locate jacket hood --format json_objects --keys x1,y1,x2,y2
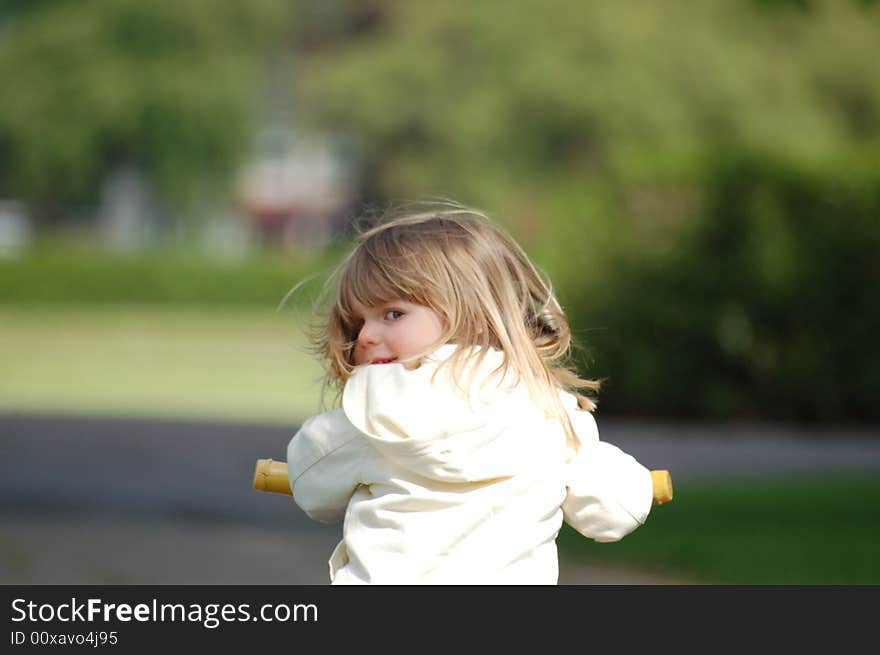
[{"x1": 341, "y1": 344, "x2": 564, "y2": 483}]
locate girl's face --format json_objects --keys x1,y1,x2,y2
[{"x1": 351, "y1": 299, "x2": 445, "y2": 366}]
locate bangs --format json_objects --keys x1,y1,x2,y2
[{"x1": 334, "y1": 239, "x2": 437, "y2": 335}]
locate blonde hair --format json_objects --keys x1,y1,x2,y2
[{"x1": 308, "y1": 202, "x2": 599, "y2": 447}]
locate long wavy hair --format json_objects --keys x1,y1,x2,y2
[{"x1": 307, "y1": 202, "x2": 600, "y2": 447}]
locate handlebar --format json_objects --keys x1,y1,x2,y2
[{"x1": 253, "y1": 459, "x2": 674, "y2": 505}]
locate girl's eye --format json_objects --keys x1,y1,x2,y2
[{"x1": 384, "y1": 310, "x2": 404, "y2": 321}]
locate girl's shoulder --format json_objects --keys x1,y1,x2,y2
[
  {"x1": 340, "y1": 344, "x2": 548, "y2": 445},
  {"x1": 288, "y1": 407, "x2": 364, "y2": 475},
  {"x1": 558, "y1": 389, "x2": 600, "y2": 446}
]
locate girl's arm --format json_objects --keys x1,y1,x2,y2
[
  {"x1": 562, "y1": 439, "x2": 655, "y2": 542},
  {"x1": 560, "y1": 405, "x2": 656, "y2": 542},
  {"x1": 285, "y1": 409, "x2": 366, "y2": 523}
]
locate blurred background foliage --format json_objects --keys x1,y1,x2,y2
[
  {"x1": 0, "y1": 0, "x2": 288, "y2": 218},
  {"x1": 1, "y1": 0, "x2": 878, "y2": 424}
]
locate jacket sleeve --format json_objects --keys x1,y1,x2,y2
[
  {"x1": 286, "y1": 408, "x2": 366, "y2": 524},
  {"x1": 561, "y1": 408, "x2": 654, "y2": 543}
]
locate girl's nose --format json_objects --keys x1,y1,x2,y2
[{"x1": 357, "y1": 321, "x2": 379, "y2": 345}]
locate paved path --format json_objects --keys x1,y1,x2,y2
[{"x1": 2, "y1": 413, "x2": 877, "y2": 585}]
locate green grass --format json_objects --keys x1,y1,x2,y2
[
  {"x1": 4, "y1": 305, "x2": 879, "y2": 584},
  {"x1": 558, "y1": 475, "x2": 880, "y2": 584},
  {"x1": 0, "y1": 304, "x2": 327, "y2": 424}
]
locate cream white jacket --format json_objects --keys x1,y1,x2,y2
[{"x1": 287, "y1": 345, "x2": 653, "y2": 585}]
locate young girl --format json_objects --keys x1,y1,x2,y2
[{"x1": 287, "y1": 204, "x2": 654, "y2": 584}]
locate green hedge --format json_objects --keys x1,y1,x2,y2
[
  {"x1": 573, "y1": 151, "x2": 880, "y2": 423},
  {"x1": 4, "y1": 149, "x2": 879, "y2": 426},
  {"x1": 0, "y1": 242, "x2": 341, "y2": 308}
]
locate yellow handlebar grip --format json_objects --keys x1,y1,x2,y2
[
  {"x1": 253, "y1": 459, "x2": 674, "y2": 506},
  {"x1": 253, "y1": 458, "x2": 292, "y2": 496},
  {"x1": 651, "y1": 469, "x2": 673, "y2": 505}
]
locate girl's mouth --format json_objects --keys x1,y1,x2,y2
[{"x1": 370, "y1": 358, "x2": 397, "y2": 365}]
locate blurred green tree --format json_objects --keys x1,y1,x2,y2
[
  {"x1": 293, "y1": 1, "x2": 880, "y2": 199},
  {"x1": 575, "y1": 150, "x2": 880, "y2": 423},
  {"x1": 0, "y1": 0, "x2": 293, "y2": 222},
  {"x1": 290, "y1": 1, "x2": 880, "y2": 314}
]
